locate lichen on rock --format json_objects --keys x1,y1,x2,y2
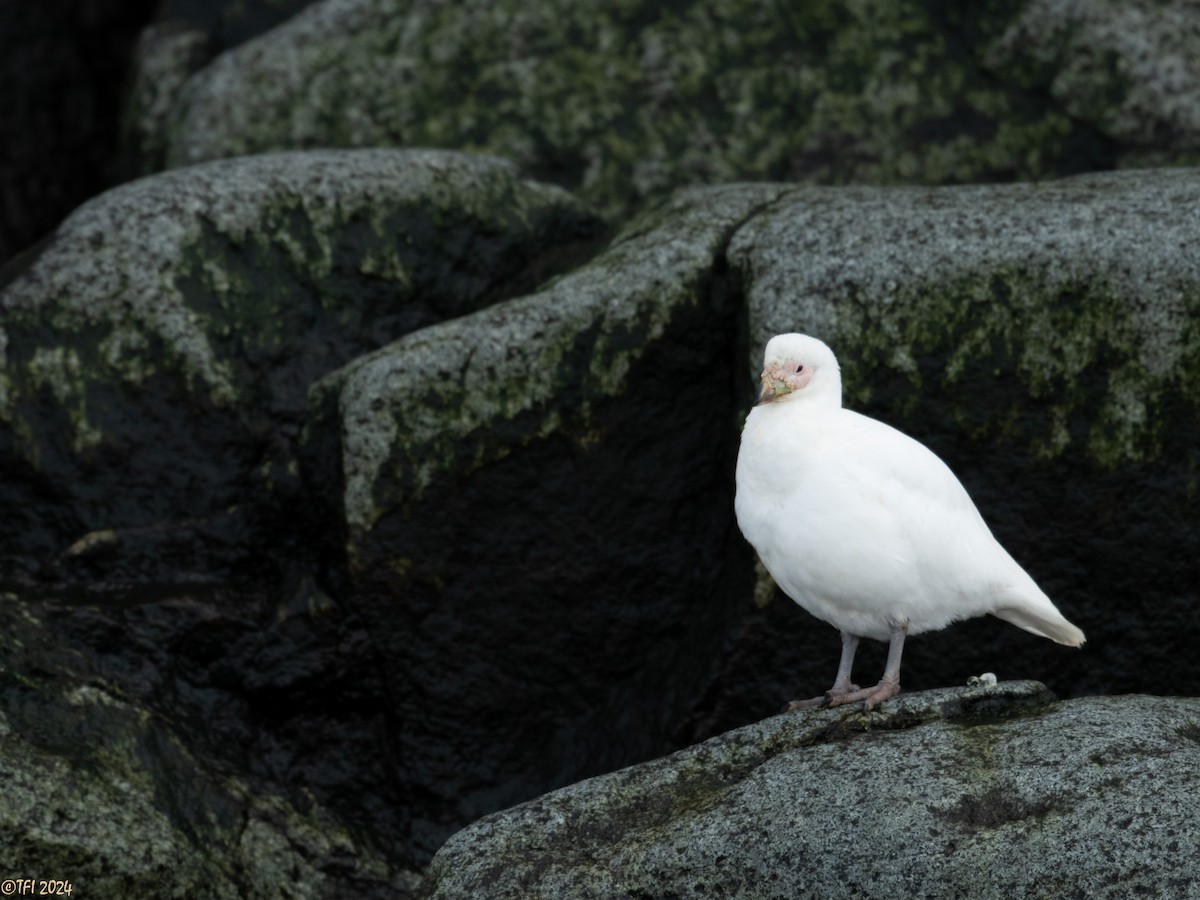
[
  {"x1": 730, "y1": 169, "x2": 1200, "y2": 469},
  {"x1": 419, "y1": 683, "x2": 1200, "y2": 899},
  {"x1": 0, "y1": 148, "x2": 603, "y2": 581},
  {"x1": 156, "y1": 0, "x2": 1200, "y2": 223}
]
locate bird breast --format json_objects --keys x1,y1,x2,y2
[{"x1": 735, "y1": 403, "x2": 1012, "y2": 640}]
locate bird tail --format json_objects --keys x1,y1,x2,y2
[{"x1": 991, "y1": 592, "x2": 1086, "y2": 647}]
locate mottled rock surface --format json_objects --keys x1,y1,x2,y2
[
  {"x1": 121, "y1": 22, "x2": 215, "y2": 177},
  {"x1": 420, "y1": 682, "x2": 1200, "y2": 899},
  {"x1": 158, "y1": 0, "x2": 1200, "y2": 220},
  {"x1": 0, "y1": 589, "x2": 417, "y2": 899},
  {"x1": 0, "y1": 148, "x2": 602, "y2": 586}
]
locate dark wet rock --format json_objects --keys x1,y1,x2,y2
[
  {"x1": 157, "y1": 0, "x2": 1200, "y2": 220},
  {"x1": 0, "y1": 0, "x2": 157, "y2": 265},
  {"x1": 0, "y1": 148, "x2": 603, "y2": 587},
  {"x1": 419, "y1": 682, "x2": 1200, "y2": 899},
  {"x1": 301, "y1": 184, "x2": 787, "y2": 860},
  {"x1": 0, "y1": 588, "x2": 418, "y2": 898}
]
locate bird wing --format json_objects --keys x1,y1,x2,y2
[
  {"x1": 830, "y1": 409, "x2": 984, "y2": 521},
  {"x1": 737, "y1": 398, "x2": 1084, "y2": 645},
  {"x1": 743, "y1": 405, "x2": 1028, "y2": 636}
]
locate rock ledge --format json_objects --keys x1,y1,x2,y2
[{"x1": 421, "y1": 682, "x2": 1200, "y2": 899}]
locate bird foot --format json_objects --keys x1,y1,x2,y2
[
  {"x1": 783, "y1": 682, "x2": 861, "y2": 712},
  {"x1": 784, "y1": 680, "x2": 899, "y2": 713},
  {"x1": 826, "y1": 679, "x2": 900, "y2": 711}
]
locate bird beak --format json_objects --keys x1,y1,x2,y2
[{"x1": 756, "y1": 371, "x2": 787, "y2": 405}]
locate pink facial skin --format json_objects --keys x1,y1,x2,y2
[{"x1": 758, "y1": 359, "x2": 814, "y2": 404}]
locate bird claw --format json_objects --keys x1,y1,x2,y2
[
  {"x1": 838, "y1": 680, "x2": 901, "y2": 711},
  {"x1": 783, "y1": 683, "x2": 863, "y2": 712},
  {"x1": 784, "y1": 681, "x2": 899, "y2": 713}
]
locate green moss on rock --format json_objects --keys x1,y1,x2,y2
[
  {"x1": 308, "y1": 182, "x2": 787, "y2": 533},
  {"x1": 0, "y1": 593, "x2": 412, "y2": 898},
  {"x1": 161, "y1": 0, "x2": 1200, "y2": 221},
  {"x1": 421, "y1": 682, "x2": 1200, "y2": 899},
  {"x1": 731, "y1": 169, "x2": 1200, "y2": 469},
  {"x1": 0, "y1": 149, "x2": 602, "y2": 569}
]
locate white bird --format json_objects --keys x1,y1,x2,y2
[{"x1": 734, "y1": 333, "x2": 1085, "y2": 712}]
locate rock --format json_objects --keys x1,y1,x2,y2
[
  {"x1": 300, "y1": 183, "x2": 786, "y2": 860},
  {"x1": 298, "y1": 168, "x2": 1200, "y2": 862},
  {"x1": 0, "y1": 590, "x2": 418, "y2": 899},
  {"x1": 120, "y1": 23, "x2": 215, "y2": 178},
  {"x1": 156, "y1": 0, "x2": 1200, "y2": 220},
  {"x1": 0, "y1": 148, "x2": 603, "y2": 586},
  {"x1": 120, "y1": 1, "x2": 332, "y2": 177},
  {"x1": 5, "y1": 148, "x2": 1199, "y2": 883},
  {"x1": 689, "y1": 168, "x2": 1200, "y2": 736},
  {"x1": 991, "y1": 0, "x2": 1200, "y2": 165},
  {"x1": 154, "y1": 0, "x2": 323, "y2": 54},
  {"x1": 419, "y1": 682, "x2": 1200, "y2": 898}
]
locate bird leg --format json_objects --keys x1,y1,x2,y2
[
  {"x1": 784, "y1": 632, "x2": 861, "y2": 711},
  {"x1": 822, "y1": 619, "x2": 908, "y2": 711},
  {"x1": 785, "y1": 622, "x2": 909, "y2": 713}
]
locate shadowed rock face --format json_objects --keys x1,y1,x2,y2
[
  {"x1": 1, "y1": 0, "x2": 333, "y2": 268},
  {"x1": 156, "y1": 0, "x2": 323, "y2": 53},
  {"x1": 0, "y1": 149, "x2": 607, "y2": 887},
  {"x1": 0, "y1": 587, "x2": 421, "y2": 898},
  {"x1": 302, "y1": 184, "x2": 784, "y2": 858},
  {"x1": 418, "y1": 682, "x2": 1200, "y2": 899}
]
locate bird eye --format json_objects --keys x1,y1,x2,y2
[{"x1": 795, "y1": 365, "x2": 804, "y2": 373}]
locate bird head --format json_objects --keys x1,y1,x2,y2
[{"x1": 756, "y1": 333, "x2": 842, "y2": 406}]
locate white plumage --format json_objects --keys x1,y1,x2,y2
[{"x1": 735, "y1": 333, "x2": 1084, "y2": 711}]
